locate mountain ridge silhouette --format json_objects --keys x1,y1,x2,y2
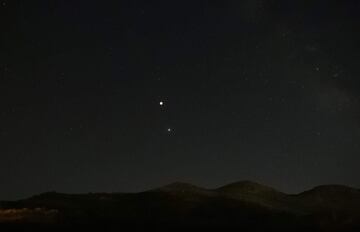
[{"x1": 1, "y1": 181, "x2": 360, "y2": 231}]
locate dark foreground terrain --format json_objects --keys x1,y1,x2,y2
[{"x1": 1, "y1": 181, "x2": 360, "y2": 231}]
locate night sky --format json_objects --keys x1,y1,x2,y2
[{"x1": 1, "y1": 0, "x2": 360, "y2": 200}]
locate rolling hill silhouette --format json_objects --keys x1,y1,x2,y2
[{"x1": 1, "y1": 181, "x2": 360, "y2": 231}]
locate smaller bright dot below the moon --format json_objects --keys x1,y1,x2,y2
[{"x1": 167, "y1": 128, "x2": 172, "y2": 132}]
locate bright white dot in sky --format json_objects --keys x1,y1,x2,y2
[
  {"x1": 167, "y1": 128, "x2": 172, "y2": 132},
  {"x1": 159, "y1": 101, "x2": 164, "y2": 106}
]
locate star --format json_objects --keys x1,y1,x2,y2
[
  {"x1": 159, "y1": 101, "x2": 164, "y2": 106},
  {"x1": 167, "y1": 128, "x2": 172, "y2": 132}
]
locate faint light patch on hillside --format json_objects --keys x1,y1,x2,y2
[{"x1": 0, "y1": 208, "x2": 59, "y2": 223}]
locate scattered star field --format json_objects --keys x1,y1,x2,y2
[{"x1": 1, "y1": 0, "x2": 360, "y2": 200}]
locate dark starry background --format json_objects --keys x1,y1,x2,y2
[{"x1": 1, "y1": 0, "x2": 360, "y2": 200}]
